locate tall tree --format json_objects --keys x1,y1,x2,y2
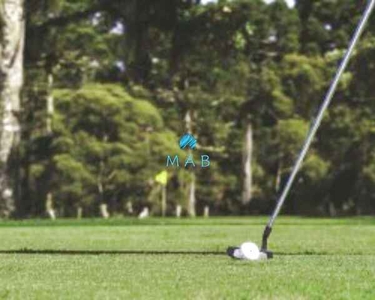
[{"x1": 0, "y1": 0, "x2": 25, "y2": 216}]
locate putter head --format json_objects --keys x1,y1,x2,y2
[
  {"x1": 226, "y1": 243, "x2": 273, "y2": 261},
  {"x1": 260, "y1": 249, "x2": 273, "y2": 259}
]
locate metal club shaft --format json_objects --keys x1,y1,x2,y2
[{"x1": 261, "y1": 0, "x2": 375, "y2": 251}]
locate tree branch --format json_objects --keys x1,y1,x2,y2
[
  {"x1": 32, "y1": 7, "x2": 100, "y2": 31},
  {"x1": 29, "y1": 1, "x2": 121, "y2": 32}
]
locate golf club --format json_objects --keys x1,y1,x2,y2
[{"x1": 228, "y1": 0, "x2": 375, "y2": 261}]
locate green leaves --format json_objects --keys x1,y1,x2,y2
[
  {"x1": 277, "y1": 118, "x2": 309, "y2": 162},
  {"x1": 20, "y1": 0, "x2": 375, "y2": 216},
  {"x1": 46, "y1": 84, "x2": 180, "y2": 211},
  {"x1": 303, "y1": 153, "x2": 330, "y2": 182}
]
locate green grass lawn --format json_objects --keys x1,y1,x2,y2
[{"x1": 0, "y1": 217, "x2": 375, "y2": 299}]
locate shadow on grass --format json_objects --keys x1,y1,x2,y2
[
  {"x1": 0, "y1": 249, "x2": 225, "y2": 256},
  {"x1": 0, "y1": 249, "x2": 368, "y2": 256}
]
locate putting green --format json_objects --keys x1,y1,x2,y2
[{"x1": 0, "y1": 217, "x2": 374, "y2": 299}]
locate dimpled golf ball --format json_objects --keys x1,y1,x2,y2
[{"x1": 240, "y1": 242, "x2": 260, "y2": 260}]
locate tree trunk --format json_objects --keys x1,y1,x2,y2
[
  {"x1": 188, "y1": 173, "x2": 196, "y2": 217},
  {"x1": 242, "y1": 122, "x2": 253, "y2": 205},
  {"x1": 203, "y1": 205, "x2": 209, "y2": 218},
  {"x1": 275, "y1": 160, "x2": 282, "y2": 192},
  {"x1": 175, "y1": 205, "x2": 182, "y2": 218},
  {"x1": 76, "y1": 206, "x2": 82, "y2": 219},
  {"x1": 45, "y1": 192, "x2": 56, "y2": 220},
  {"x1": 0, "y1": 0, "x2": 25, "y2": 217},
  {"x1": 185, "y1": 109, "x2": 196, "y2": 217},
  {"x1": 46, "y1": 71, "x2": 54, "y2": 134},
  {"x1": 45, "y1": 69, "x2": 54, "y2": 218}
]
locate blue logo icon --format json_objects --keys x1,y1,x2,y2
[
  {"x1": 164, "y1": 134, "x2": 210, "y2": 168},
  {"x1": 179, "y1": 134, "x2": 197, "y2": 150}
]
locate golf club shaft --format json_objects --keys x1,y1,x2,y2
[{"x1": 261, "y1": 0, "x2": 375, "y2": 250}]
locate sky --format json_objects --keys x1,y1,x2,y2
[{"x1": 201, "y1": 0, "x2": 295, "y2": 8}]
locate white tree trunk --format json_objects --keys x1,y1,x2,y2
[
  {"x1": 242, "y1": 123, "x2": 253, "y2": 204},
  {"x1": 76, "y1": 206, "x2": 83, "y2": 219},
  {"x1": 0, "y1": 0, "x2": 25, "y2": 216},
  {"x1": 46, "y1": 72, "x2": 54, "y2": 134},
  {"x1": 175, "y1": 205, "x2": 182, "y2": 218},
  {"x1": 275, "y1": 160, "x2": 282, "y2": 192},
  {"x1": 45, "y1": 193, "x2": 56, "y2": 220},
  {"x1": 203, "y1": 205, "x2": 209, "y2": 218},
  {"x1": 185, "y1": 110, "x2": 196, "y2": 217},
  {"x1": 188, "y1": 173, "x2": 196, "y2": 217},
  {"x1": 45, "y1": 71, "x2": 54, "y2": 217}
]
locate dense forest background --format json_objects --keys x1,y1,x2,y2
[{"x1": 1, "y1": 0, "x2": 375, "y2": 218}]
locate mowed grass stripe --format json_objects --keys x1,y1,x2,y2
[{"x1": 0, "y1": 217, "x2": 374, "y2": 299}]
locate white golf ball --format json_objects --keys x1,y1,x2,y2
[{"x1": 240, "y1": 242, "x2": 260, "y2": 260}]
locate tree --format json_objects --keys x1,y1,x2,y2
[
  {"x1": 296, "y1": 0, "x2": 367, "y2": 54},
  {"x1": 9, "y1": 0, "x2": 375, "y2": 217},
  {"x1": 37, "y1": 84, "x2": 182, "y2": 216},
  {"x1": 0, "y1": 0, "x2": 25, "y2": 216}
]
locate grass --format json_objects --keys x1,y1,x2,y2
[{"x1": 0, "y1": 217, "x2": 375, "y2": 299}]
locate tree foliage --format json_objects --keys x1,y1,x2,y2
[{"x1": 11, "y1": 0, "x2": 375, "y2": 217}]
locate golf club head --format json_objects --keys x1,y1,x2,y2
[
  {"x1": 260, "y1": 249, "x2": 273, "y2": 259},
  {"x1": 226, "y1": 242, "x2": 273, "y2": 261}
]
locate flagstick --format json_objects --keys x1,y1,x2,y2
[{"x1": 161, "y1": 184, "x2": 167, "y2": 217}]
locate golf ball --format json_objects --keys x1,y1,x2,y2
[{"x1": 240, "y1": 242, "x2": 260, "y2": 260}]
